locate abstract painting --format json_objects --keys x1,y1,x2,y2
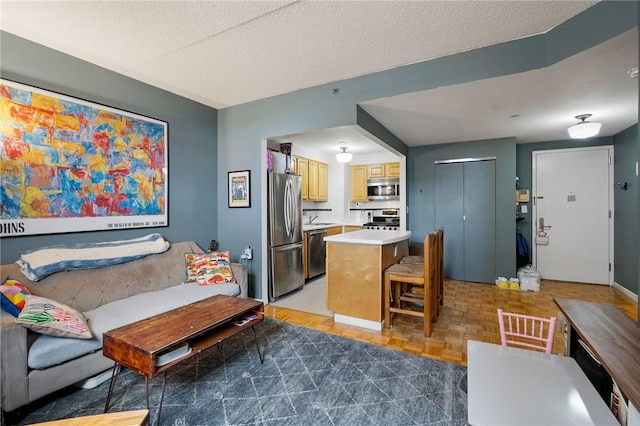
[{"x1": 0, "y1": 79, "x2": 168, "y2": 237}]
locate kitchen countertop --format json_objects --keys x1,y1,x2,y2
[
  {"x1": 302, "y1": 223, "x2": 343, "y2": 231},
  {"x1": 324, "y1": 229, "x2": 410, "y2": 245}
]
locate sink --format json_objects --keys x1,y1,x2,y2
[{"x1": 307, "y1": 222, "x2": 336, "y2": 226}]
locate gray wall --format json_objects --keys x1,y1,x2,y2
[
  {"x1": 614, "y1": 126, "x2": 639, "y2": 293},
  {"x1": 218, "y1": 1, "x2": 636, "y2": 299},
  {"x1": 0, "y1": 2, "x2": 636, "y2": 300},
  {"x1": 407, "y1": 138, "x2": 516, "y2": 280},
  {"x1": 0, "y1": 32, "x2": 218, "y2": 264}
]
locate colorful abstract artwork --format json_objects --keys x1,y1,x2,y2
[{"x1": 0, "y1": 80, "x2": 168, "y2": 237}]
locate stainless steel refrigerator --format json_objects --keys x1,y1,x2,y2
[{"x1": 268, "y1": 172, "x2": 304, "y2": 301}]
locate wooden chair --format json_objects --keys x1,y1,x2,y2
[
  {"x1": 497, "y1": 308, "x2": 557, "y2": 354},
  {"x1": 399, "y1": 227, "x2": 445, "y2": 316},
  {"x1": 384, "y1": 233, "x2": 437, "y2": 337},
  {"x1": 435, "y1": 227, "x2": 444, "y2": 314}
]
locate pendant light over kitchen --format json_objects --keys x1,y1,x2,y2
[
  {"x1": 567, "y1": 114, "x2": 601, "y2": 139},
  {"x1": 336, "y1": 143, "x2": 352, "y2": 163}
]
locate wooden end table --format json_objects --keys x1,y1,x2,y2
[{"x1": 102, "y1": 295, "x2": 264, "y2": 424}]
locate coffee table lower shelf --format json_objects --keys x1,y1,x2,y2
[{"x1": 102, "y1": 295, "x2": 264, "y2": 425}]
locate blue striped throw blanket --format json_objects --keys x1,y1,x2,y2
[{"x1": 16, "y1": 233, "x2": 170, "y2": 281}]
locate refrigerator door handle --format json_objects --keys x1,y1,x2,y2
[
  {"x1": 274, "y1": 242, "x2": 303, "y2": 252},
  {"x1": 284, "y1": 179, "x2": 292, "y2": 238}
]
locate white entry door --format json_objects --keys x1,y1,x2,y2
[{"x1": 532, "y1": 146, "x2": 613, "y2": 284}]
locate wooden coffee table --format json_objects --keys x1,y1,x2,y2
[{"x1": 102, "y1": 295, "x2": 264, "y2": 423}]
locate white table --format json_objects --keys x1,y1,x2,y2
[{"x1": 467, "y1": 340, "x2": 618, "y2": 426}]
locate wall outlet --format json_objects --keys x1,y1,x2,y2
[{"x1": 244, "y1": 246, "x2": 252, "y2": 260}]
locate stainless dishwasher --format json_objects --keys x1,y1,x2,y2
[{"x1": 307, "y1": 229, "x2": 327, "y2": 279}]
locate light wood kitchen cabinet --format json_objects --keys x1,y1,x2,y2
[
  {"x1": 326, "y1": 238, "x2": 408, "y2": 323},
  {"x1": 350, "y1": 165, "x2": 368, "y2": 202},
  {"x1": 297, "y1": 157, "x2": 309, "y2": 200},
  {"x1": 318, "y1": 162, "x2": 328, "y2": 201},
  {"x1": 367, "y1": 163, "x2": 386, "y2": 178},
  {"x1": 368, "y1": 162, "x2": 400, "y2": 179},
  {"x1": 385, "y1": 162, "x2": 400, "y2": 177},
  {"x1": 344, "y1": 226, "x2": 362, "y2": 233},
  {"x1": 308, "y1": 160, "x2": 319, "y2": 200},
  {"x1": 289, "y1": 156, "x2": 297, "y2": 174},
  {"x1": 295, "y1": 156, "x2": 327, "y2": 202},
  {"x1": 325, "y1": 226, "x2": 342, "y2": 236}
]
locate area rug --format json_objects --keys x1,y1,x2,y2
[{"x1": 17, "y1": 319, "x2": 468, "y2": 426}]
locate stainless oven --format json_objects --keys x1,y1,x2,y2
[
  {"x1": 363, "y1": 209, "x2": 400, "y2": 230},
  {"x1": 367, "y1": 178, "x2": 399, "y2": 201}
]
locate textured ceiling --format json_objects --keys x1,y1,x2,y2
[
  {"x1": 2, "y1": 1, "x2": 635, "y2": 155},
  {"x1": 0, "y1": 0, "x2": 596, "y2": 109}
]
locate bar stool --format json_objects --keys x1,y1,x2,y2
[
  {"x1": 399, "y1": 227, "x2": 444, "y2": 316},
  {"x1": 384, "y1": 232, "x2": 437, "y2": 337},
  {"x1": 435, "y1": 227, "x2": 444, "y2": 315}
]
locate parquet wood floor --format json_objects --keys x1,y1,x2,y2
[{"x1": 264, "y1": 279, "x2": 638, "y2": 366}]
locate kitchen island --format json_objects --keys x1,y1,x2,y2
[{"x1": 324, "y1": 229, "x2": 410, "y2": 330}]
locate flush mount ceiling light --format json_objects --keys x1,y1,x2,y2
[
  {"x1": 567, "y1": 114, "x2": 601, "y2": 139},
  {"x1": 336, "y1": 144, "x2": 352, "y2": 163}
]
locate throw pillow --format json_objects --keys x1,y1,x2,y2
[
  {"x1": 16, "y1": 296, "x2": 93, "y2": 339},
  {"x1": 185, "y1": 251, "x2": 236, "y2": 285},
  {"x1": 0, "y1": 277, "x2": 31, "y2": 317}
]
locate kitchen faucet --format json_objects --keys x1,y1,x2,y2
[{"x1": 308, "y1": 215, "x2": 319, "y2": 224}]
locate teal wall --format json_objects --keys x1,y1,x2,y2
[
  {"x1": 0, "y1": 2, "x2": 636, "y2": 300},
  {"x1": 0, "y1": 32, "x2": 219, "y2": 264},
  {"x1": 613, "y1": 126, "x2": 639, "y2": 293},
  {"x1": 407, "y1": 138, "x2": 516, "y2": 279},
  {"x1": 218, "y1": 2, "x2": 637, "y2": 298}
]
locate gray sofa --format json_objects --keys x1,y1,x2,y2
[{"x1": 0, "y1": 241, "x2": 247, "y2": 417}]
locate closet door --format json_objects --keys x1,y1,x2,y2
[
  {"x1": 435, "y1": 159, "x2": 495, "y2": 283},
  {"x1": 463, "y1": 160, "x2": 495, "y2": 283},
  {"x1": 435, "y1": 163, "x2": 464, "y2": 280}
]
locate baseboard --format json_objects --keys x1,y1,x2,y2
[
  {"x1": 612, "y1": 281, "x2": 638, "y2": 302},
  {"x1": 333, "y1": 314, "x2": 382, "y2": 331}
]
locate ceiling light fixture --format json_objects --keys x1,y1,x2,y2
[
  {"x1": 567, "y1": 114, "x2": 601, "y2": 139},
  {"x1": 336, "y1": 145, "x2": 352, "y2": 163}
]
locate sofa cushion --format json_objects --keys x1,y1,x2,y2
[
  {"x1": 28, "y1": 281, "x2": 240, "y2": 369},
  {"x1": 0, "y1": 277, "x2": 30, "y2": 317},
  {"x1": 16, "y1": 296, "x2": 93, "y2": 339},
  {"x1": 184, "y1": 251, "x2": 236, "y2": 285}
]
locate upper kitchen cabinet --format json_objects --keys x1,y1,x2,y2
[
  {"x1": 295, "y1": 155, "x2": 328, "y2": 202},
  {"x1": 350, "y1": 165, "x2": 368, "y2": 202},
  {"x1": 318, "y1": 162, "x2": 328, "y2": 201},
  {"x1": 297, "y1": 157, "x2": 309, "y2": 200},
  {"x1": 368, "y1": 162, "x2": 400, "y2": 178},
  {"x1": 308, "y1": 160, "x2": 319, "y2": 200}
]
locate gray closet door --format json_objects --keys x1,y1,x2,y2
[
  {"x1": 435, "y1": 163, "x2": 464, "y2": 280},
  {"x1": 435, "y1": 160, "x2": 495, "y2": 283},
  {"x1": 463, "y1": 160, "x2": 495, "y2": 283}
]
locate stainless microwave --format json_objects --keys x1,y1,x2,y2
[{"x1": 367, "y1": 178, "x2": 400, "y2": 200}]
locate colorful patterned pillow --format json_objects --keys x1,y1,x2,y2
[
  {"x1": 1, "y1": 277, "x2": 31, "y2": 317},
  {"x1": 185, "y1": 251, "x2": 236, "y2": 285},
  {"x1": 16, "y1": 296, "x2": 93, "y2": 339}
]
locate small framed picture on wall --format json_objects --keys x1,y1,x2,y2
[{"x1": 228, "y1": 170, "x2": 251, "y2": 208}]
